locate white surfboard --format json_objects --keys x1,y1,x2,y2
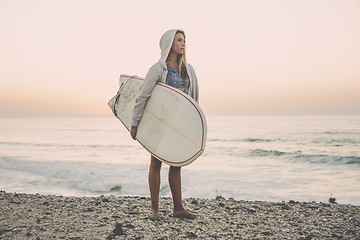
[{"x1": 109, "y1": 74, "x2": 207, "y2": 167}]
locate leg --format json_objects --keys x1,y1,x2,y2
[
  {"x1": 148, "y1": 156, "x2": 162, "y2": 220},
  {"x1": 168, "y1": 166, "x2": 196, "y2": 219}
]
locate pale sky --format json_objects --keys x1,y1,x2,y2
[{"x1": 1, "y1": 0, "x2": 359, "y2": 116}]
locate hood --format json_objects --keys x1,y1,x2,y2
[{"x1": 159, "y1": 29, "x2": 186, "y2": 68}]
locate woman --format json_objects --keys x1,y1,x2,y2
[{"x1": 130, "y1": 29, "x2": 199, "y2": 220}]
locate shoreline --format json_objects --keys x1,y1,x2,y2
[{"x1": 1, "y1": 191, "x2": 359, "y2": 239}]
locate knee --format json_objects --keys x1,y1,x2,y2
[
  {"x1": 170, "y1": 166, "x2": 181, "y2": 172},
  {"x1": 151, "y1": 156, "x2": 162, "y2": 169}
]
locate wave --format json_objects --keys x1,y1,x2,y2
[
  {"x1": 311, "y1": 138, "x2": 359, "y2": 145},
  {"x1": 207, "y1": 136, "x2": 359, "y2": 145},
  {"x1": 251, "y1": 149, "x2": 288, "y2": 157},
  {"x1": 244, "y1": 138, "x2": 274, "y2": 142},
  {"x1": 208, "y1": 138, "x2": 275, "y2": 143},
  {"x1": 250, "y1": 149, "x2": 360, "y2": 165},
  {"x1": 0, "y1": 141, "x2": 132, "y2": 149},
  {"x1": 0, "y1": 156, "x2": 148, "y2": 196},
  {"x1": 321, "y1": 131, "x2": 360, "y2": 136}
]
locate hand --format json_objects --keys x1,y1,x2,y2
[{"x1": 130, "y1": 126, "x2": 137, "y2": 140}]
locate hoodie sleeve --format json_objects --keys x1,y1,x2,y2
[
  {"x1": 187, "y1": 63, "x2": 199, "y2": 103},
  {"x1": 131, "y1": 63, "x2": 161, "y2": 127}
]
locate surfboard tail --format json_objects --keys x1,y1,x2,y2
[{"x1": 108, "y1": 91, "x2": 120, "y2": 117}]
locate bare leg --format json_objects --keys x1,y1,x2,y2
[
  {"x1": 148, "y1": 156, "x2": 162, "y2": 220},
  {"x1": 169, "y1": 166, "x2": 196, "y2": 219}
]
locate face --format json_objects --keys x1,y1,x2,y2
[{"x1": 171, "y1": 33, "x2": 185, "y2": 55}]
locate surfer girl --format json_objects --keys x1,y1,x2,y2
[{"x1": 130, "y1": 29, "x2": 199, "y2": 220}]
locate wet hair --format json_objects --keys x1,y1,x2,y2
[{"x1": 175, "y1": 30, "x2": 189, "y2": 83}]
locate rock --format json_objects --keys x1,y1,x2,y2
[
  {"x1": 191, "y1": 199, "x2": 199, "y2": 204},
  {"x1": 85, "y1": 207, "x2": 94, "y2": 212},
  {"x1": 112, "y1": 223, "x2": 126, "y2": 236},
  {"x1": 124, "y1": 224, "x2": 135, "y2": 229},
  {"x1": 187, "y1": 232, "x2": 197, "y2": 238},
  {"x1": 218, "y1": 202, "x2": 225, "y2": 207},
  {"x1": 329, "y1": 197, "x2": 337, "y2": 204},
  {"x1": 304, "y1": 234, "x2": 314, "y2": 240}
]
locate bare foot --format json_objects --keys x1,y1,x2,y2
[
  {"x1": 149, "y1": 209, "x2": 162, "y2": 221},
  {"x1": 173, "y1": 209, "x2": 196, "y2": 219}
]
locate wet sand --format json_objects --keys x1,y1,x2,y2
[{"x1": 1, "y1": 191, "x2": 359, "y2": 239}]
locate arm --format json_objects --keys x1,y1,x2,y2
[
  {"x1": 187, "y1": 63, "x2": 199, "y2": 103},
  {"x1": 131, "y1": 64, "x2": 161, "y2": 139}
]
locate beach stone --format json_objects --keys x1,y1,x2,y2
[
  {"x1": 187, "y1": 231, "x2": 197, "y2": 238},
  {"x1": 124, "y1": 223, "x2": 136, "y2": 229},
  {"x1": 112, "y1": 222, "x2": 126, "y2": 236}
]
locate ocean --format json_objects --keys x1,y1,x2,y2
[{"x1": 1, "y1": 116, "x2": 359, "y2": 205}]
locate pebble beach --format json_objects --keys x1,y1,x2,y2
[{"x1": 1, "y1": 191, "x2": 359, "y2": 239}]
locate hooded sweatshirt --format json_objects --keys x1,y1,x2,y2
[{"x1": 131, "y1": 29, "x2": 199, "y2": 127}]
